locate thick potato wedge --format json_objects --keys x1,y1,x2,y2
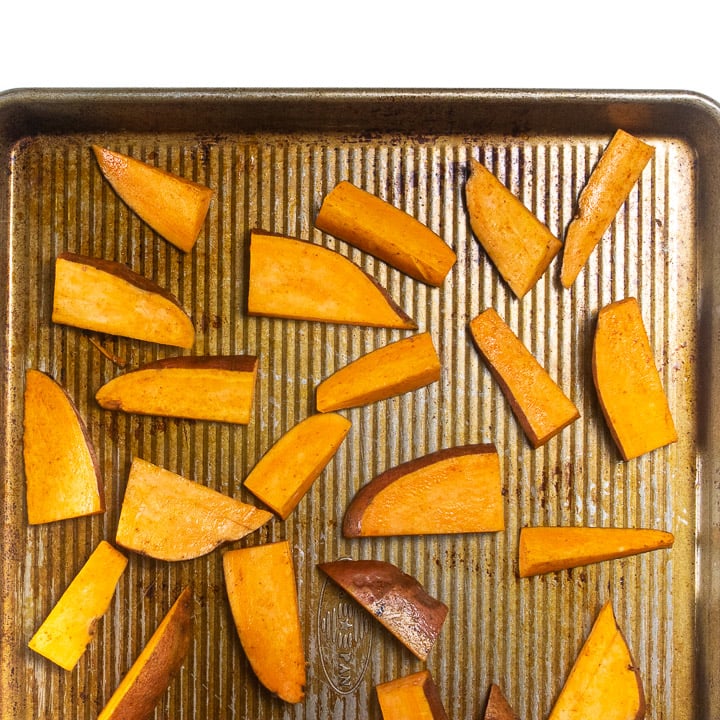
[{"x1": 376, "y1": 670, "x2": 449, "y2": 720}]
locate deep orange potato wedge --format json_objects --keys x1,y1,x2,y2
[
  {"x1": 484, "y1": 684, "x2": 520, "y2": 720},
  {"x1": 469, "y1": 308, "x2": 579, "y2": 447},
  {"x1": 116, "y1": 457, "x2": 272, "y2": 561},
  {"x1": 561, "y1": 130, "x2": 654, "y2": 288},
  {"x1": 28, "y1": 541, "x2": 127, "y2": 671},
  {"x1": 93, "y1": 145, "x2": 213, "y2": 253},
  {"x1": 548, "y1": 601, "x2": 645, "y2": 720},
  {"x1": 376, "y1": 670, "x2": 449, "y2": 720},
  {"x1": 247, "y1": 230, "x2": 416, "y2": 329},
  {"x1": 98, "y1": 586, "x2": 193, "y2": 720},
  {"x1": 223, "y1": 541, "x2": 306, "y2": 704},
  {"x1": 318, "y1": 558, "x2": 448, "y2": 661},
  {"x1": 244, "y1": 413, "x2": 351, "y2": 519},
  {"x1": 465, "y1": 157, "x2": 561, "y2": 298},
  {"x1": 316, "y1": 331, "x2": 441, "y2": 412},
  {"x1": 23, "y1": 369, "x2": 104, "y2": 524},
  {"x1": 315, "y1": 180, "x2": 456, "y2": 286},
  {"x1": 52, "y1": 253, "x2": 194, "y2": 348},
  {"x1": 518, "y1": 526, "x2": 675, "y2": 577},
  {"x1": 592, "y1": 297, "x2": 677, "y2": 460},
  {"x1": 343, "y1": 444, "x2": 504, "y2": 537},
  {"x1": 96, "y1": 355, "x2": 258, "y2": 424}
]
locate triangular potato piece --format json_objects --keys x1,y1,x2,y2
[
  {"x1": 592, "y1": 297, "x2": 676, "y2": 460},
  {"x1": 116, "y1": 458, "x2": 272, "y2": 561},
  {"x1": 316, "y1": 331, "x2": 441, "y2": 412},
  {"x1": 518, "y1": 527, "x2": 674, "y2": 577},
  {"x1": 96, "y1": 355, "x2": 258, "y2": 424},
  {"x1": 469, "y1": 308, "x2": 579, "y2": 447},
  {"x1": 315, "y1": 180, "x2": 456, "y2": 286},
  {"x1": 318, "y1": 558, "x2": 448, "y2": 661},
  {"x1": 465, "y1": 157, "x2": 561, "y2": 298},
  {"x1": 93, "y1": 145, "x2": 213, "y2": 253},
  {"x1": 548, "y1": 601, "x2": 645, "y2": 720},
  {"x1": 223, "y1": 541, "x2": 306, "y2": 704},
  {"x1": 98, "y1": 586, "x2": 193, "y2": 720},
  {"x1": 561, "y1": 130, "x2": 654, "y2": 288},
  {"x1": 29, "y1": 541, "x2": 127, "y2": 670},
  {"x1": 343, "y1": 444, "x2": 504, "y2": 537},
  {"x1": 484, "y1": 684, "x2": 520, "y2": 720},
  {"x1": 23, "y1": 369, "x2": 104, "y2": 524},
  {"x1": 244, "y1": 413, "x2": 351, "y2": 519},
  {"x1": 247, "y1": 230, "x2": 416, "y2": 329},
  {"x1": 376, "y1": 670, "x2": 449, "y2": 720},
  {"x1": 53, "y1": 253, "x2": 194, "y2": 348}
]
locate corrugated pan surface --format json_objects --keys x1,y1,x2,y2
[{"x1": 0, "y1": 89, "x2": 717, "y2": 719}]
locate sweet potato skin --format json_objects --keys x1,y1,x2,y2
[{"x1": 484, "y1": 684, "x2": 519, "y2": 720}]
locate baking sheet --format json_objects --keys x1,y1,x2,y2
[{"x1": 0, "y1": 88, "x2": 716, "y2": 719}]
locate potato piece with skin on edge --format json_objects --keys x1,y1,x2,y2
[
  {"x1": 484, "y1": 684, "x2": 520, "y2": 720},
  {"x1": 98, "y1": 585, "x2": 193, "y2": 720},
  {"x1": 93, "y1": 145, "x2": 213, "y2": 253},
  {"x1": 244, "y1": 412, "x2": 351, "y2": 519},
  {"x1": 315, "y1": 180, "x2": 457, "y2": 286},
  {"x1": 316, "y1": 331, "x2": 441, "y2": 413},
  {"x1": 376, "y1": 670, "x2": 449, "y2": 720},
  {"x1": 223, "y1": 541, "x2": 306, "y2": 704}
]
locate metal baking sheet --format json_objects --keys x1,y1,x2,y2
[{"x1": 0, "y1": 88, "x2": 716, "y2": 719}]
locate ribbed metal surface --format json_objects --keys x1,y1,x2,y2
[{"x1": 3, "y1": 116, "x2": 696, "y2": 720}]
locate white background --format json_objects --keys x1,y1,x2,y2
[{"x1": 1, "y1": 0, "x2": 718, "y2": 105}]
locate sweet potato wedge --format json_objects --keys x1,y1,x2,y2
[
  {"x1": 52, "y1": 252, "x2": 194, "y2": 348},
  {"x1": 244, "y1": 413, "x2": 351, "y2": 519},
  {"x1": 484, "y1": 684, "x2": 520, "y2": 720},
  {"x1": 93, "y1": 145, "x2": 213, "y2": 253},
  {"x1": 592, "y1": 297, "x2": 677, "y2": 460},
  {"x1": 560, "y1": 130, "x2": 654, "y2": 288},
  {"x1": 95, "y1": 355, "x2": 258, "y2": 424},
  {"x1": 318, "y1": 559, "x2": 448, "y2": 661},
  {"x1": 469, "y1": 308, "x2": 579, "y2": 447},
  {"x1": 116, "y1": 458, "x2": 272, "y2": 561},
  {"x1": 343, "y1": 444, "x2": 504, "y2": 537},
  {"x1": 465, "y1": 157, "x2": 561, "y2": 298},
  {"x1": 98, "y1": 586, "x2": 193, "y2": 720},
  {"x1": 247, "y1": 230, "x2": 416, "y2": 329},
  {"x1": 23, "y1": 369, "x2": 105, "y2": 524},
  {"x1": 548, "y1": 601, "x2": 645, "y2": 720},
  {"x1": 223, "y1": 541, "x2": 306, "y2": 704},
  {"x1": 518, "y1": 526, "x2": 675, "y2": 578},
  {"x1": 28, "y1": 541, "x2": 127, "y2": 671},
  {"x1": 316, "y1": 332, "x2": 441, "y2": 412},
  {"x1": 315, "y1": 180, "x2": 456, "y2": 286},
  {"x1": 376, "y1": 670, "x2": 449, "y2": 720}
]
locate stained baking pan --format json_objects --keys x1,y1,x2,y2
[{"x1": 0, "y1": 88, "x2": 717, "y2": 719}]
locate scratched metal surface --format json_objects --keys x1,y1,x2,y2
[{"x1": 0, "y1": 89, "x2": 716, "y2": 719}]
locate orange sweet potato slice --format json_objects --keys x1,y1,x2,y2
[
  {"x1": 592, "y1": 297, "x2": 677, "y2": 460},
  {"x1": 343, "y1": 444, "x2": 504, "y2": 537},
  {"x1": 484, "y1": 684, "x2": 520, "y2": 720},
  {"x1": 316, "y1": 331, "x2": 441, "y2": 412},
  {"x1": 547, "y1": 601, "x2": 645, "y2": 720},
  {"x1": 98, "y1": 586, "x2": 193, "y2": 720},
  {"x1": 247, "y1": 230, "x2": 416, "y2": 329},
  {"x1": 93, "y1": 145, "x2": 213, "y2": 253},
  {"x1": 116, "y1": 457, "x2": 272, "y2": 561},
  {"x1": 23, "y1": 369, "x2": 105, "y2": 525},
  {"x1": 223, "y1": 540, "x2": 306, "y2": 704},
  {"x1": 96, "y1": 355, "x2": 258, "y2": 424},
  {"x1": 52, "y1": 252, "x2": 194, "y2": 348},
  {"x1": 518, "y1": 526, "x2": 675, "y2": 578},
  {"x1": 318, "y1": 558, "x2": 448, "y2": 661},
  {"x1": 315, "y1": 180, "x2": 456, "y2": 286},
  {"x1": 469, "y1": 308, "x2": 579, "y2": 447},
  {"x1": 28, "y1": 541, "x2": 127, "y2": 671},
  {"x1": 376, "y1": 670, "x2": 449, "y2": 720},
  {"x1": 560, "y1": 130, "x2": 654, "y2": 288},
  {"x1": 244, "y1": 413, "x2": 351, "y2": 519},
  {"x1": 465, "y1": 157, "x2": 561, "y2": 298}
]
